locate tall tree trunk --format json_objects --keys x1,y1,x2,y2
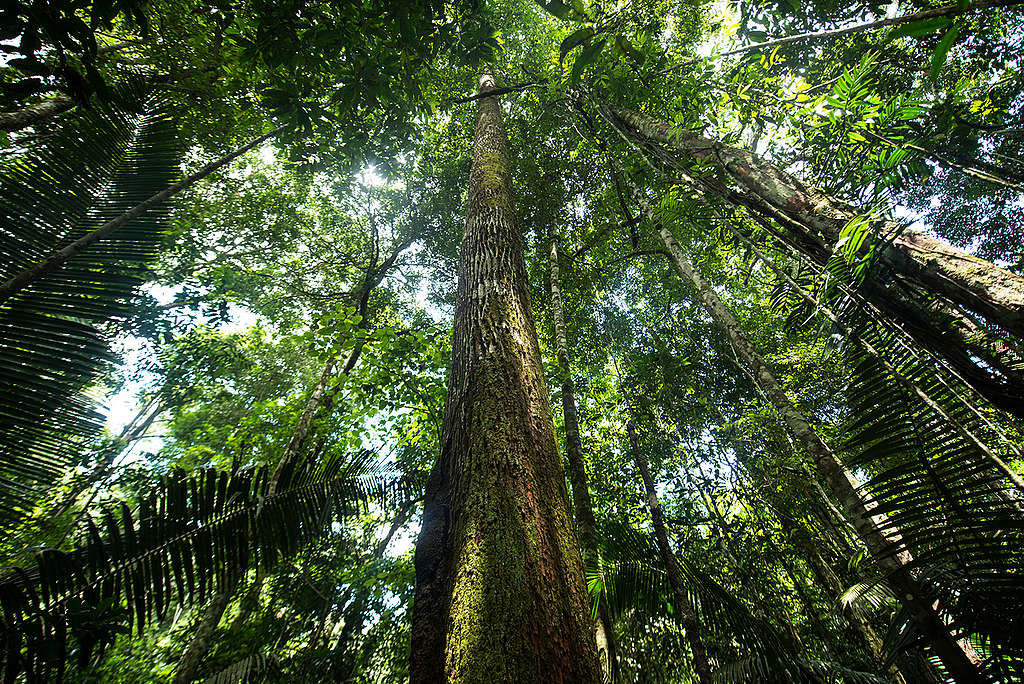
[
  {"x1": 639, "y1": 196, "x2": 985, "y2": 682},
  {"x1": 0, "y1": 125, "x2": 286, "y2": 306},
  {"x1": 171, "y1": 587, "x2": 234, "y2": 684},
  {"x1": 550, "y1": 238, "x2": 618, "y2": 682},
  {"x1": 625, "y1": 419, "x2": 714, "y2": 684},
  {"x1": 600, "y1": 104, "x2": 1024, "y2": 416},
  {"x1": 409, "y1": 74, "x2": 601, "y2": 684}
]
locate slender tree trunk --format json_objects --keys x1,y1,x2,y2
[
  {"x1": 0, "y1": 94, "x2": 75, "y2": 132},
  {"x1": 0, "y1": 126, "x2": 286, "y2": 306},
  {"x1": 172, "y1": 587, "x2": 234, "y2": 684},
  {"x1": 550, "y1": 238, "x2": 618, "y2": 682},
  {"x1": 624, "y1": 419, "x2": 714, "y2": 683},
  {"x1": 227, "y1": 570, "x2": 264, "y2": 633},
  {"x1": 728, "y1": 226, "x2": 1024, "y2": 492},
  {"x1": 265, "y1": 357, "x2": 337, "y2": 494},
  {"x1": 409, "y1": 74, "x2": 601, "y2": 684},
  {"x1": 171, "y1": 240, "x2": 405, "y2": 682},
  {"x1": 783, "y1": 516, "x2": 912, "y2": 684},
  {"x1": 641, "y1": 200, "x2": 985, "y2": 682}
]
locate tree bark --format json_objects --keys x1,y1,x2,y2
[
  {"x1": 630, "y1": 184, "x2": 985, "y2": 682},
  {"x1": 625, "y1": 419, "x2": 714, "y2": 684},
  {"x1": 607, "y1": 106, "x2": 1024, "y2": 340},
  {"x1": 782, "y1": 516, "x2": 912, "y2": 684},
  {"x1": 0, "y1": 94, "x2": 75, "y2": 132},
  {"x1": 729, "y1": 225, "x2": 1024, "y2": 492},
  {"x1": 171, "y1": 586, "x2": 234, "y2": 684},
  {"x1": 550, "y1": 238, "x2": 618, "y2": 682},
  {"x1": 0, "y1": 126, "x2": 286, "y2": 307},
  {"x1": 409, "y1": 74, "x2": 601, "y2": 684}
]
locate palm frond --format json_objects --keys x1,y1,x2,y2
[
  {"x1": 0, "y1": 448, "x2": 406, "y2": 681},
  {"x1": 0, "y1": 79, "x2": 181, "y2": 523},
  {"x1": 200, "y1": 653, "x2": 279, "y2": 684},
  {"x1": 591, "y1": 520, "x2": 800, "y2": 677}
]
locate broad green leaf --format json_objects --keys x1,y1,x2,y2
[
  {"x1": 535, "y1": 0, "x2": 573, "y2": 19},
  {"x1": 570, "y1": 38, "x2": 605, "y2": 82},
  {"x1": 560, "y1": 27, "x2": 595, "y2": 63},
  {"x1": 888, "y1": 16, "x2": 951, "y2": 41},
  {"x1": 614, "y1": 35, "x2": 644, "y2": 64},
  {"x1": 930, "y1": 25, "x2": 960, "y2": 82}
]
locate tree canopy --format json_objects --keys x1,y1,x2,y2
[{"x1": 1, "y1": 0, "x2": 1023, "y2": 681}]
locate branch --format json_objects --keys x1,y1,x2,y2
[
  {"x1": 656, "y1": 0, "x2": 1024, "y2": 75},
  {"x1": 446, "y1": 82, "x2": 542, "y2": 105}
]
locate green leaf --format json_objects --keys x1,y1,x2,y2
[
  {"x1": 888, "y1": 16, "x2": 951, "y2": 41},
  {"x1": 560, "y1": 27, "x2": 595, "y2": 63},
  {"x1": 930, "y1": 25, "x2": 960, "y2": 82},
  {"x1": 614, "y1": 35, "x2": 643, "y2": 64},
  {"x1": 536, "y1": 0, "x2": 573, "y2": 19},
  {"x1": 569, "y1": 38, "x2": 605, "y2": 82}
]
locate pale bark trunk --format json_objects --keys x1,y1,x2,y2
[
  {"x1": 0, "y1": 126, "x2": 285, "y2": 306},
  {"x1": 410, "y1": 74, "x2": 600, "y2": 683},
  {"x1": 729, "y1": 226, "x2": 1024, "y2": 492},
  {"x1": 550, "y1": 238, "x2": 618, "y2": 682},
  {"x1": 0, "y1": 94, "x2": 75, "y2": 132},
  {"x1": 630, "y1": 183, "x2": 984, "y2": 681},
  {"x1": 601, "y1": 104, "x2": 1024, "y2": 416},
  {"x1": 227, "y1": 570, "x2": 263, "y2": 633},
  {"x1": 786, "y1": 517, "x2": 912, "y2": 684},
  {"x1": 626, "y1": 420, "x2": 714, "y2": 684}
]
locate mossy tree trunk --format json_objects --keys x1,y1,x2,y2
[
  {"x1": 549, "y1": 237, "x2": 618, "y2": 682},
  {"x1": 410, "y1": 74, "x2": 601, "y2": 684},
  {"x1": 639, "y1": 193, "x2": 985, "y2": 682},
  {"x1": 171, "y1": 586, "x2": 234, "y2": 684}
]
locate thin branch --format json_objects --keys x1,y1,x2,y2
[
  {"x1": 656, "y1": 0, "x2": 1024, "y2": 75},
  {"x1": 446, "y1": 82, "x2": 542, "y2": 105}
]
